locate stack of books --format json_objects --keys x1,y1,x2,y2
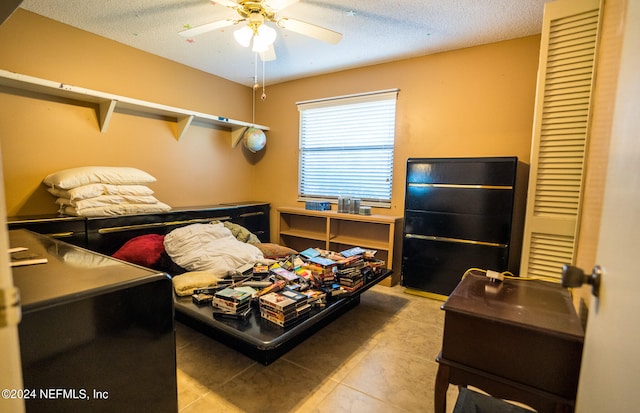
[
  {"x1": 336, "y1": 255, "x2": 368, "y2": 293},
  {"x1": 252, "y1": 263, "x2": 270, "y2": 279},
  {"x1": 259, "y1": 289, "x2": 311, "y2": 327},
  {"x1": 307, "y1": 256, "x2": 338, "y2": 288},
  {"x1": 271, "y1": 266, "x2": 299, "y2": 283},
  {"x1": 300, "y1": 288, "x2": 327, "y2": 308},
  {"x1": 336, "y1": 269, "x2": 365, "y2": 293},
  {"x1": 212, "y1": 287, "x2": 252, "y2": 319}
]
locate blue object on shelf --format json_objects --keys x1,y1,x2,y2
[{"x1": 305, "y1": 201, "x2": 330, "y2": 211}]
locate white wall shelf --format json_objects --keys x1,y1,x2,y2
[{"x1": 0, "y1": 69, "x2": 268, "y2": 143}]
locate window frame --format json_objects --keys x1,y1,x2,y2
[{"x1": 296, "y1": 89, "x2": 399, "y2": 208}]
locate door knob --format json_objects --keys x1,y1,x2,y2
[{"x1": 561, "y1": 264, "x2": 602, "y2": 297}]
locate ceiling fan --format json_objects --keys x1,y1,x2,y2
[{"x1": 179, "y1": 0, "x2": 343, "y2": 61}]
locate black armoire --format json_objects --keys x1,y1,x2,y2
[{"x1": 401, "y1": 157, "x2": 528, "y2": 297}]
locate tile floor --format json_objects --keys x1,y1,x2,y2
[{"x1": 175, "y1": 284, "x2": 459, "y2": 413}]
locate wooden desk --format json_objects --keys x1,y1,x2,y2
[{"x1": 435, "y1": 273, "x2": 584, "y2": 413}]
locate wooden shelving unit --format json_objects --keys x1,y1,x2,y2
[
  {"x1": 0, "y1": 69, "x2": 269, "y2": 143},
  {"x1": 277, "y1": 207, "x2": 403, "y2": 286}
]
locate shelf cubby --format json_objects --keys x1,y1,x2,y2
[{"x1": 277, "y1": 207, "x2": 403, "y2": 286}]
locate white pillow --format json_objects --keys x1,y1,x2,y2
[
  {"x1": 61, "y1": 202, "x2": 172, "y2": 217},
  {"x1": 43, "y1": 166, "x2": 156, "y2": 189},
  {"x1": 47, "y1": 183, "x2": 154, "y2": 201},
  {"x1": 56, "y1": 195, "x2": 161, "y2": 209}
]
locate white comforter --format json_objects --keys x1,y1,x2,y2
[{"x1": 163, "y1": 222, "x2": 263, "y2": 276}]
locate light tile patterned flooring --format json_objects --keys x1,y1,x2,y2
[{"x1": 176, "y1": 284, "x2": 459, "y2": 413}]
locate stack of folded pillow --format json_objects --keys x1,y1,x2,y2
[{"x1": 43, "y1": 166, "x2": 171, "y2": 216}]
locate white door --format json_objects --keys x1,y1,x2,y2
[
  {"x1": 0, "y1": 149, "x2": 25, "y2": 412},
  {"x1": 575, "y1": 0, "x2": 640, "y2": 411}
]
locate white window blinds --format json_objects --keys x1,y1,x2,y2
[{"x1": 297, "y1": 89, "x2": 398, "y2": 206}]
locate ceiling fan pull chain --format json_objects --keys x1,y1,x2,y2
[
  {"x1": 253, "y1": 51, "x2": 260, "y2": 90},
  {"x1": 252, "y1": 52, "x2": 259, "y2": 123},
  {"x1": 261, "y1": 57, "x2": 267, "y2": 100}
]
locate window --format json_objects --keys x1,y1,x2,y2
[{"x1": 297, "y1": 89, "x2": 398, "y2": 207}]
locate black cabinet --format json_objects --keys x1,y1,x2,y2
[
  {"x1": 86, "y1": 202, "x2": 270, "y2": 255},
  {"x1": 223, "y1": 202, "x2": 271, "y2": 243},
  {"x1": 7, "y1": 215, "x2": 87, "y2": 248},
  {"x1": 8, "y1": 203, "x2": 271, "y2": 256},
  {"x1": 401, "y1": 157, "x2": 527, "y2": 297},
  {"x1": 11, "y1": 229, "x2": 177, "y2": 413}
]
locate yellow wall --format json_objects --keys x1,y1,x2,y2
[
  {"x1": 1, "y1": 10, "x2": 542, "y2": 241},
  {"x1": 255, "y1": 35, "x2": 541, "y2": 239},
  {"x1": 0, "y1": 10, "x2": 256, "y2": 216}
]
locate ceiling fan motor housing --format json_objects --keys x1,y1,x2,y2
[{"x1": 237, "y1": 1, "x2": 276, "y2": 22}]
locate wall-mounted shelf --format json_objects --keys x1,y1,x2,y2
[{"x1": 0, "y1": 69, "x2": 269, "y2": 143}]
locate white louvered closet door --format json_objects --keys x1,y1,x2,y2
[{"x1": 519, "y1": 0, "x2": 602, "y2": 280}]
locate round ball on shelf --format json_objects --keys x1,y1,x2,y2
[{"x1": 243, "y1": 127, "x2": 267, "y2": 153}]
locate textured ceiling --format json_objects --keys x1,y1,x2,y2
[{"x1": 19, "y1": 0, "x2": 551, "y2": 87}]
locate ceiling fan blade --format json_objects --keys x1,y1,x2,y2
[
  {"x1": 179, "y1": 19, "x2": 239, "y2": 37},
  {"x1": 210, "y1": 0, "x2": 240, "y2": 9},
  {"x1": 260, "y1": 44, "x2": 276, "y2": 61},
  {"x1": 267, "y1": 0, "x2": 299, "y2": 12},
  {"x1": 277, "y1": 18, "x2": 342, "y2": 44}
]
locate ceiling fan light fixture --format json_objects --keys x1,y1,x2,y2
[
  {"x1": 233, "y1": 25, "x2": 253, "y2": 47},
  {"x1": 252, "y1": 25, "x2": 277, "y2": 52},
  {"x1": 234, "y1": 20, "x2": 276, "y2": 52},
  {"x1": 252, "y1": 38, "x2": 268, "y2": 52}
]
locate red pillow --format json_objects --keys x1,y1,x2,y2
[{"x1": 112, "y1": 234, "x2": 166, "y2": 267}]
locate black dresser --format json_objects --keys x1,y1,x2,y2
[
  {"x1": 401, "y1": 157, "x2": 527, "y2": 298},
  {"x1": 85, "y1": 202, "x2": 270, "y2": 256},
  {"x1": 10, "y1": 229, "x2": 177, "y2": 413},
  {"x1": 7, "y1": 202, "x2": 270, "y2": 255},
  {"x1": 6, "y1": 214, "x2": 87, "y2": 248}
]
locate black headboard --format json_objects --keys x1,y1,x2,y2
[{"x1": 85, "y1": 202, "x2": 270, "y2": 256}]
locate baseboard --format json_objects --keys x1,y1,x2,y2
[{"x1": 404, "y1": 288, "x2": 448, "y2": 301}]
